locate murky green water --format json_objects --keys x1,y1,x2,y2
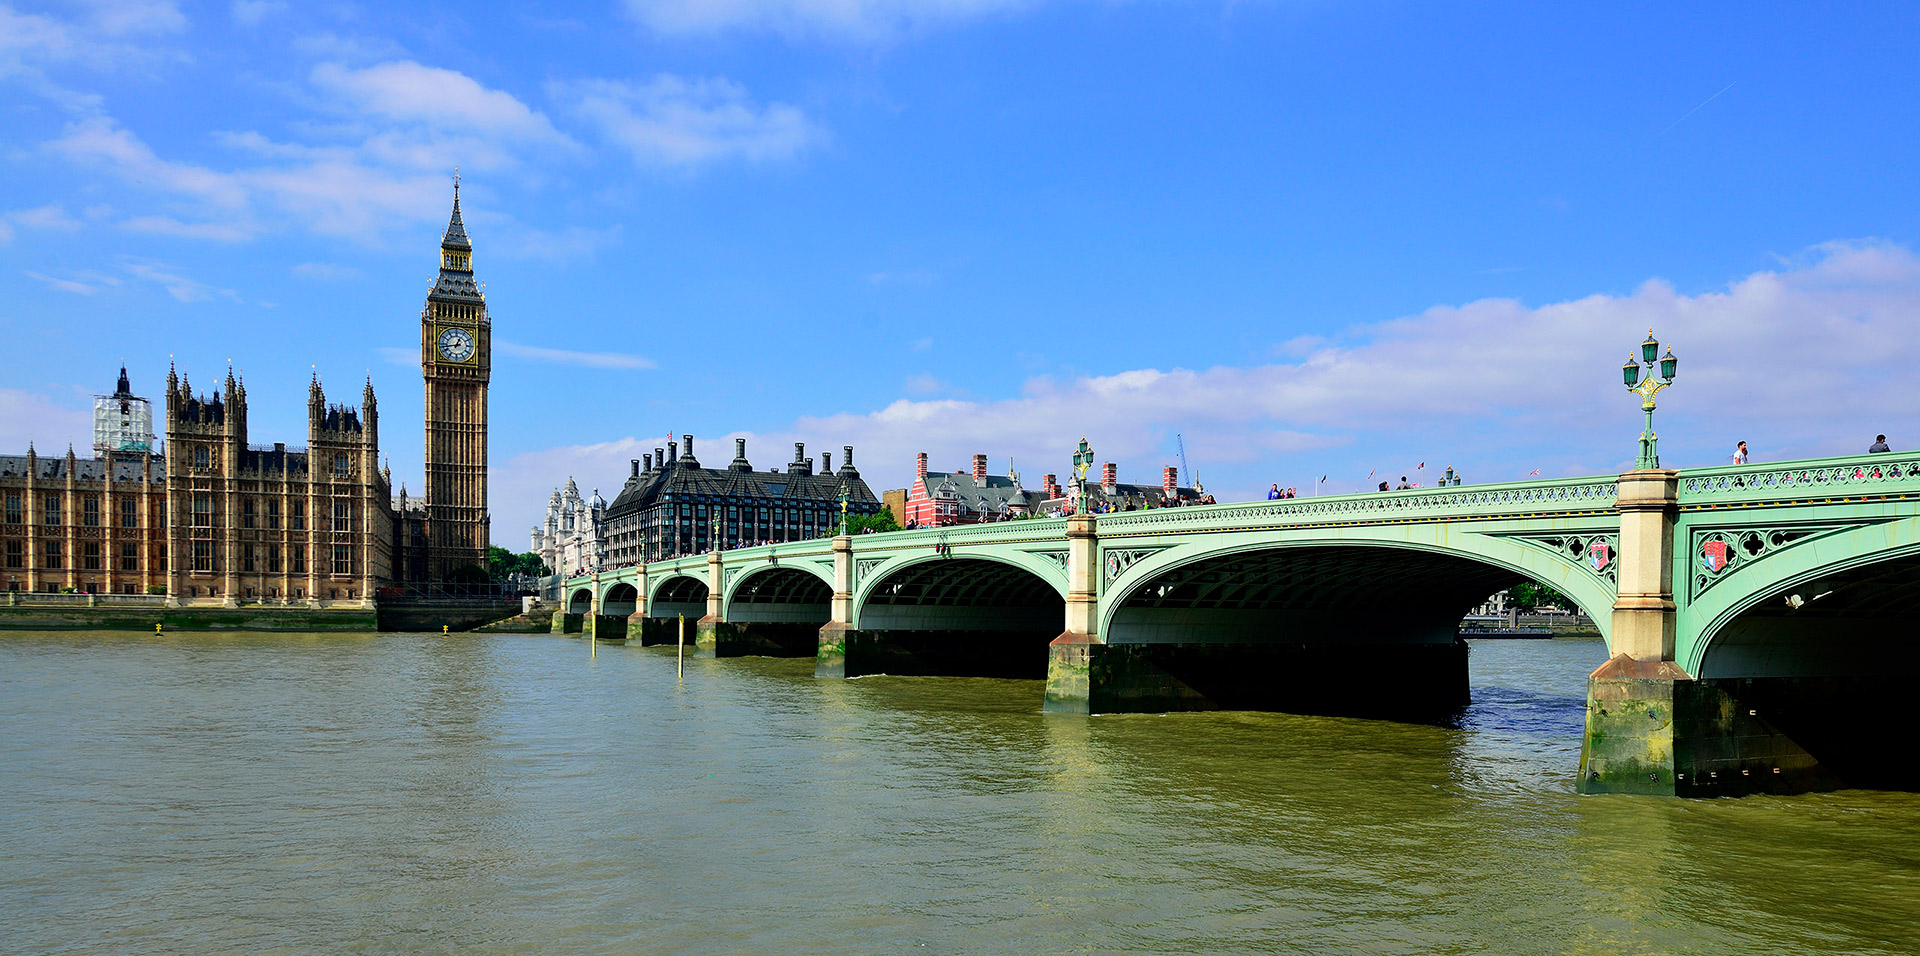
[{"x1": 1, "y1": 632, "x2": 1916, "y2": 955}]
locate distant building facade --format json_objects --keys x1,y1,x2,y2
[
  {"x1": 1, "y1": 367, "x2": 394, "y2": 606},
  {"x1": 531, "y1": 478, "x2": 605, "y2": 577},
  {"x1": 600, "y1": 437, "x2": 880, "y2": 565},
  {"x1": 1, "y1": 183, "x2": 498, "y2": 603},
  {"x1": 903, "y1": 452, "x2": 1199, "y2": 527}
]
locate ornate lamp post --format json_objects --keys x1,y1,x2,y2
[
  {"x1": 711, "y1": 510, "x2": 722, "y2": 553},
  {"x1": 838, "y1": 481, "x2": 851, "y2": 536},
  {"x1": 1070, "y1": 437, "x2": 1095, "y2": 515},
  {"x1": 1622, "y1": 329, "x2": 1679, "y2": 469}
]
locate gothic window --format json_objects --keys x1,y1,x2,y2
[
  {"x1": 332, "y1": 545, "x2": 353, "y2": 575},
  {"x1": 192, "y1": 541, "x2": 213, "y2": 572},
  {"x1": 291, "y1": 547, "x2": 306, "y2": 574},
  {"x1": 44, "y1": 541, "x2": 62, "y2": 569},
  {"x1": 4, "y1": 494, "x2": 19, "y2": 525},
  {"x1": 82, "y1": 496, "x2": 99, "y2": 527},
  {"x1": 268, "y1": 544, "x2": 282, "y2": 573},
  {"x1": 194, "y1": 445, "x2": 209, "y2": 468},
  {"x1": 44, "y1": 496, "x2": 60, "y2": 526},
  {"x1": 334, "y1": 454, "x2": 350, "y2": 477},
  {"x1": 192, "y1": 495, "x2": 213, "y2": 527},
  {"x1": 242, "y1": 498, "x2": 256, "y2": 529},
  {"x1": 242, "y1": 544, "x2": 256, "y2": 572},
  {"x1": 84, "y1": 542, "x2": 101, "y2": 570},
  {"x1": 120, "y1": 497, "x2": 137, "y2": 528},
  {"x1": 5, "y1": 540, "x2": 20, "y2": 569},
  {"x1": 120, "y1": 543, "x2": 138, "y2": 572},
  {"x1": 291, "y1": 501, "x2": 305, "y2": 531},
  {"x1": 267, "y1": 499, "x2": 280, "y2": 529}
]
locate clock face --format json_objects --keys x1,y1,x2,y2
[{"x1": 437, "y1": 326, "x2": 476, "y2": 363}]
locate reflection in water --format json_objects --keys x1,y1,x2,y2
[{"x1": 2, "y1": 632, "x2": 1917, "y2": 955}]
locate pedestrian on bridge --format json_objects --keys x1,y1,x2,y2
[
  {"x1": 1733, "y1": 441, "x2": 1749, "y2": 465},
  {"x1": 1871, "y1": 435, "x2": 1892, "y2": 452},
  {"x1": 1268, "y1": 484, "x2": 1282, "y2": 499}
]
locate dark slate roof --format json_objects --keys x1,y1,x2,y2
[
  {"x1": 0, "y1": 454, "x2": 166, "y2": 484},
  {"x1": 442, "y1": 190, "x2": 471, "y2": 251},
  {"x1": 606, "y1": 455, "x2": 879, "y2": 521},
  {"x1": 238, "y1": 446, "x2": 307, "y2": 475}
]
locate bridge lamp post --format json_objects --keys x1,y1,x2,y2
[
  {"x1": 838, "y1": 481, "x2": 851, "y2": 537},
  {"x1": 1071, "y1": 437, "x2": 1095, "y2": 515},
  {"x1": 1621, "y1": 329, "x2": 1679, "y2": 469}
]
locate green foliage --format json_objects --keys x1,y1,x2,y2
[
  {"x1": 146, "y1": 585, "x2": 167, "y2": 595},
  {"x1": 846, "y1": 510, "x2": 902, "y2": 534},
  {"x1": 448, "y1": 563, "x2": 491, "y2": 584},
  {"x1": 488, "y1": 546, "x2": 550, "y2": 579},
  {"x1": 1509, "y1": 580, "x2": 1571, "y2": 612}
]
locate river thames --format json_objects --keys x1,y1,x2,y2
[{"x1": 2, "y1": 632, "x2": 1916, "y2": 955}]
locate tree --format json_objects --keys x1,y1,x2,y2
[
  {"x1": 846, "y1": 510, "x2": 902, "y2": 534},
  {"x1": 1508, "y1": 580, "x2": 1570, "y2": 613},
  {"x1": 488, "y1": 546, "x2": 550, "y2": 579}
]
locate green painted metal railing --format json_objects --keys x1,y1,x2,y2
[{"x1": 1677, "y1": 452, "x2": 1920, "y2": 505}]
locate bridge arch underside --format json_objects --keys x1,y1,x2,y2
[
  {"x1": 1093, "y1": 545, "x2": 1529, "y2": 720},
  {"x1": 631, "y1": 574, "x2": 708, "y2": 647},
  {"x1": 840, "y1": 558, "x2": 1066, "y2": 679},
  {"x1": 590, "y1": 583, "x2": 639, "y2": 640},
  {"x1": 717, "y1": 566, "x2": 834, "y2": 657},
  {"x1": 567, "y1": 587, "x2": 593, "y2": 615},
  {"x1": 1690, "y1": 550, "x2": 1920, "y2": 791}
]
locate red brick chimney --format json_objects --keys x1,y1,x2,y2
[
  {"x1": 1043, "y1": 474, "x2": 1059, "y2": 498},
  {"x1": 1101, "y1": 462, "x2": 1117, "y2": 492},
  {"x1": 917, "y1": 452, "x2": 928, "y2": 478},
  {"x1": 972, "y1": 454, "x2": 987, "y2": 482},
  {"x1": 1163, "y1": 466, "x2": 1178, "y2": 494}
]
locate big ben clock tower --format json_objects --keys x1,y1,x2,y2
[{"x1": 421, "y1": 177, "x2": 491, "y2": 579}]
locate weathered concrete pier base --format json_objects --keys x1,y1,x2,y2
[
  {"x1": 816, "y1": 623, "x2": 1055, "y2": 679},
  {"x1": 1578, "y1": 656, "x2": 1917, "y2": 796},
  {"x1": 1043, "y1": 633, "x2": 1469, "y2": 719}
]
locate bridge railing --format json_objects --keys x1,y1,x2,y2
[
  {"x1": 1095, "y1": 475, "x2": 1620, "y2": 534},
  {"x1": 1676, "y1": 452, "x2": 1920, "y2": 506}
]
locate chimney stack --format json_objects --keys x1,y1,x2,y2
[
  {"x1": 666, "y1": 443, "x2": 676, "y2": 463},
  {"x1": 1102, "y1": 462, "x2": 1117, "y2": 491},
  {"x1": 822, "y1": 451, "x2": 832, "y2": 473},
  {"x1": 644, "y1": 453, "x2": 653, "y2": 472},
  {"x1": 736, "y1": 437, "x2": 747, "y2": 459},
  {"x1": 1043, "y1": 473, "x2": 1059, "y2": 498},
  {"x1": 1163, "y1": 466, "x2": 1178, "y2": 494},
  {"x1": 683, "y1": 435, "x2": 694, "y2": 459},
  {"x1": 843, "y1": 445, "x2": 854, "y2": 468},
  {"x1": 917, "y1": 452, "x2": 928, "y2": 478},
  {"x1": 972, "y1": 454, "x2": 988, "y2": 482},
  {"x1": 631, "y1": 459, "x2": 640, "y2": 478}
]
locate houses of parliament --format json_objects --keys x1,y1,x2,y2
[{"x1": 0, "y1": 186, "x2": 492, "y2": 606}]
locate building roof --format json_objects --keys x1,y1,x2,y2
[
  {"x1": 0, "y1": 454, "x2": 166, "y2": 484},
  {"x1": 606, "y1": 450, "x2": 879, "y2": 520},
  {"x1": 917, "y1": 469, "x2": 1199, "y2": 519},
  {"x1": 429, "y1": 186, "x2": 484, "y2": 302}
]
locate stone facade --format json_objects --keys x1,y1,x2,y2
[
  {"x1": 0, "y1": 366, "x2": 395, "y2": 607},
  {"x1": 602, "y1": 436, "x2": 879, "y2": 564},
  {"x1": 531, "y1": 478, "x2": 605, "y2": 577},
  {"x1": 420, "y1": 183, "x2": 492, "y2": 579}
]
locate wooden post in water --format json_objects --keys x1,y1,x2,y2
[{"x1": 677, "y1": 614, "x2": 685, "y2": 678}]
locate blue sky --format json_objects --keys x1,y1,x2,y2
[{"x1": 4, "y1": 0, "x2": 1920, "y2": 546}]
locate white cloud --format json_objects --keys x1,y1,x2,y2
[
  {"x1": 312, "y1": 61, "x2": 572, "y2": 144},
  {"x1": 496, "y1": 341, "x2": 655, "y2": 369},
  {"x1": 560, "y1": 75, "x2": 825, "y2": 167},
  {"x1": 123, "y1": 261, "x2": 236, "y2": 302},
  {"x1": 230, "y1": 0, "x2": 286, "y2": 25},
  {"x1": 8, "y1": 203, "x2": 82, "y2": 231},
  {"x1": 0, "y1": 388, "x2": 92, "y2": 453},
  {"x1": 23, "y1": 269, "x2": 120, "y2": 294},
  {"x1": 620, "y1": 0, "x2": 1027, "y2": 40},
  {"x1": 903, "y1": 373, "x2": 943, "y2": 395},
  {"x1": 500, "y1": 240, "x2": 1920, "y2": 512}
]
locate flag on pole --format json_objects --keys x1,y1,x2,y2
[
  {"x1": 1417, "y1": 462, "x2": 1426, "y2": 469},
  {"x1": 1320, "y1": 475, "x2": 1327, "y2": 482},
  {"x1": 1366, "y1": 469, "x2": 1375, "y2": 479},
  {"x1": 1529, "y1": 468, "x2": 1541, "y2": 476}
]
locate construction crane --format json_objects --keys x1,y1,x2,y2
[{"x1": 1176, "y1": 433, "x2": 1201, "y2": 493}]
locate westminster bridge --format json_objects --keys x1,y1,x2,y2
[{"x1": 561, "y1": 453, "x2": 1920, "y2": 797}]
